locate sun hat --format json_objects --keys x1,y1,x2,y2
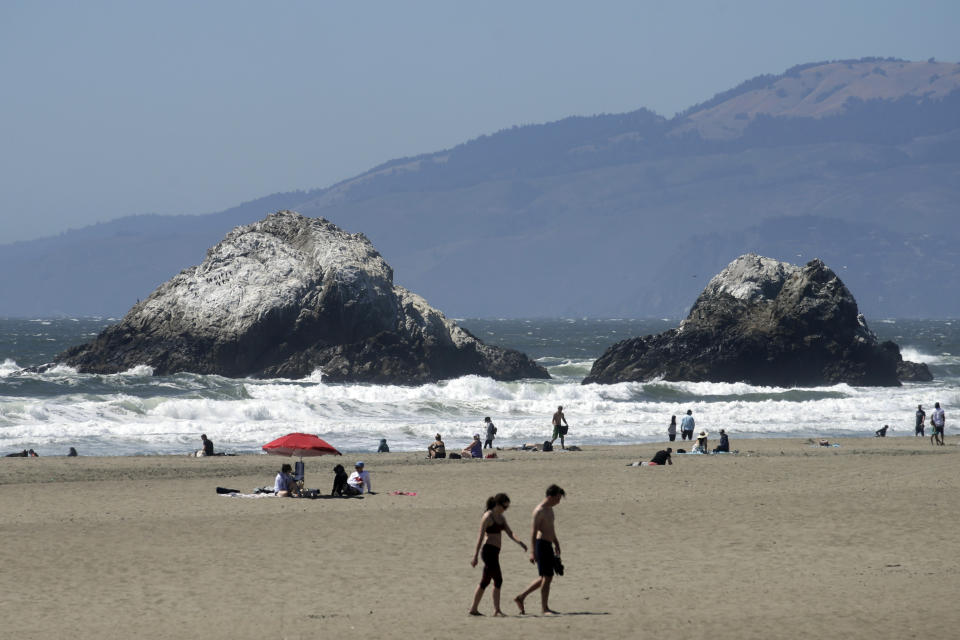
[{"x1": 699, "y1": 431, "x2": 707, "y2": 437}]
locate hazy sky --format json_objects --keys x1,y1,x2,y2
[{"x1": 1, "y1": 0, "x2": 958, "y2": 243}]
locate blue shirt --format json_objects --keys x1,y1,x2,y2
[{"x1": 680, "y1": 415, "x2": 695, "y2": 431}]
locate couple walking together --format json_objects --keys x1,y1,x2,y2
[{"x1": 469, "y1": 484, "x2": 566, "y2": 616}]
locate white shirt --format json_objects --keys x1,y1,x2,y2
[
  {"x1": 274, "y1": 472, "x2": 294, "y2": 493},
  {"x1": 348, "y1": 469, "x2": 371, "y2": 493},
  {"x1": 932, "y1": 407, "x2": 945, "y2": 428}
]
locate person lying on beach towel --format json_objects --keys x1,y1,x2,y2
[{"x1": 650, "y1": 448, "x2": 673, "y2": 465}]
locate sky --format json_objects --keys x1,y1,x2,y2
[{"x1": 1, "y1": 0, "x2": 958, "y2": 244}]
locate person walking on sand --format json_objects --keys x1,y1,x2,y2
[
  {"x1": 667, "y1": 415, "x2": 677, "y2": 442},
  {"x1": 469, "y1": 493, "x2": 527, "y2": 616},
  {"x1": 931, "y1": 402, "x2": 946, "y2": 446},
  {"x1": 680, "y1": 410, "x2": 695, "y2": 441},
  {"x1": 915, "y1": 404, "x2": 926, "y2": 437},
  {"x1": 550, "y1": 406, "x2": 569, "y2": 449},
  {"x1": 483, "y1": 417, "x2": 497, "y2": 450},
  {"x1": 515, "y1": 484, "x2": 565, "y2": 615}
]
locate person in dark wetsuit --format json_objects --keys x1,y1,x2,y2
[
  {"x1": 651, "y1": 448, "x2": 673, "y2": 465},
  {"x1": 201, "y1": 434, "x2": 214, "y2": 456},
  {"x1": 469, "y1": 493, "x2": 527, "y2": 616}
]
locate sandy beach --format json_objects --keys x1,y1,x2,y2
[{"x1": 2, "y1": 436, "x2": 959, "y2": 640}]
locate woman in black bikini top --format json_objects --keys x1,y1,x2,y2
[{"x1": 468, "y1": 493, "x2": 528, "y2": 616}]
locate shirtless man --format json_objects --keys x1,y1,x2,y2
[
  {"x1": 550, "y1": 406, "x2": 569, "y2": 449},
  {"x1": 515, "y1": 484, "x2": 565, "y2": 615}
]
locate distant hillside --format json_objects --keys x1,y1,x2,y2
[{"x1": 2, "y1": 58, "x2": 959, "y2": 318}]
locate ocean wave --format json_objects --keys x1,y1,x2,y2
[
  {"x1": 0, "y1": 359, "x2": 20, "y2": 378},
  {"x1": 1, "y1": 367, "x2": 956, "y2": 456},
  {"x1": 899, "y1": 347, "x2": 950, "y2": 365}
]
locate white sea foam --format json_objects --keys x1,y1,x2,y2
[
  {"x1": 0, "y1": 359, "x2": 20, "y2": 378},
  {"x1": 2, "y1": 362, "x2": 955, "y2": 456},
  {"x1": 899, "y1": 347, "x2": 946, "y2": 364}
]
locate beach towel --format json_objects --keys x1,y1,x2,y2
[{"x1": 390, "y1": 491, "x2": 417, "y2": 496}]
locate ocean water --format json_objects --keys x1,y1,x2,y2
[{"x1": 1, "y1": 317, "x2": 958, "y2": 456}]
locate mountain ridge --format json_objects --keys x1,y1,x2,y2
[{"x1": 2, "y1": 58, "x2": 959, "y2": 318}]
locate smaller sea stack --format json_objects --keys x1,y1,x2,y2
[{"x1": 583, "y1": 254, "x2": 931, "y2": 387}]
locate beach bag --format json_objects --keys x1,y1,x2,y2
[
  {"x1": 542, "y1": 440, "x2": 553, "y2": 452},
  {"x1": 559, "y1": 425, "x2": 568, "y2": 436}
]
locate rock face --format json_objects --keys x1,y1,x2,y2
[
  {"x1": 583, "y1": 254, "x2": 931, "y2": 387},
  {"x1": 56, "y1": 211, "x2": 549, "y2": 384}
]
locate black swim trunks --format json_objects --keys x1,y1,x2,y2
[{"x1": 534, "y1": 539, "x2": 556, "y2": 577}]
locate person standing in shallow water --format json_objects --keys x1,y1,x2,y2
[
  {"x1": 515, "y1": 484, "x2": 565, "y2": 615},
  {"x1": 468, "y1": 493, "x2": 527, "y2": 616},
  {"x1": 931, "y1": 402, "x2": 946, "y2": 446},
  {"x1": 550, "y1": 406, "x2": 569, "y2": 449},
  {"x1": 667, "y1": 415, "x2": 677, "y2": 442},
  {"x1": 915, "y1": 405, "x2": 926, "y2": 437},
  {"x1": 680, "y1": 410, "x2": 695, "y2": 441}
]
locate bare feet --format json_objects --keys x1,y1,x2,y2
[
  {"x1": 468, "y1": 610, "x2": 483, "y2": 616},
  {"x1": 493, "y1": 610, "x2": 507, "y2": 617},
  {"x1": 514, "y1": 596, "x2": 526, "y2": 615},
  {"x1": 542, "y1": 608, "x2": 560, "y2": 615}
]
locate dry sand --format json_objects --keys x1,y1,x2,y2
[{"x1": 2, "y1": 436, "x2": 959, "y2": 640}]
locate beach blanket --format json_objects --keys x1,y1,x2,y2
[
  {"x1": 390, "y1": 490, "x2": 417, "y2": 496},
  {"x1": 218, "y1": 492, "x2": 278, "y2": 499}
]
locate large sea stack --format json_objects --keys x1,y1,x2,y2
[
  {"x1": 56, "y1": 211, "x2": 549, "y2": 384},
  {"x1": 583, "y1": 254, "x2": 931, "y2": 387}
]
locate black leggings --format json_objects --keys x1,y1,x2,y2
[{"x1": 479, "y1": 544, "x2": 503, "y2": 589}]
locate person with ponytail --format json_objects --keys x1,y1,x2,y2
[{"x1": 468, "y1": 493, "x2": 527, "y2": 616}]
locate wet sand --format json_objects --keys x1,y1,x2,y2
[{"x1": 2, "y1": 436, "x2": 958, "y2": 639}]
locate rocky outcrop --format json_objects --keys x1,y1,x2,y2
[
  {"x1": 583, "y1": 254, "x2": 931, "y2": 387},
  {"x1": 56, "y1": 211, "x2": 549, "y2": 384}
]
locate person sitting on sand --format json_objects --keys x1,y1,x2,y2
[
  {"x1": 462, "y1": 434, "x2": 483, "y2": 459},
  {"x1": 650, "y1": 448, "x2": 673, "y2": 465},
  {"x1": 67, "y1": 447, "x2": 78, "y2": 457},
  {"x1": 346, "y1": 461, "x2": 372, "y2": 495},
  {"x1": 200, "y1": 434, "x2": 214, "y2": 456},
  {"x1": 693, "y1": 431, "x2": 708, "y2": 453},
  {"x1": 713, "y1": 429, "x2": 729, "y2": 453},
  {"x1": 428, "y1": 434, "x2": 446, "y2": 459},
  {"x1": 274, "y1": 463, "x2": 300, "y2": 497},
  {"x1": 875, "y1": 425, "x2": 889, "y2": 437},
  {"x1": 377, "y1": 438, "x2": 390, "y2": 453}
]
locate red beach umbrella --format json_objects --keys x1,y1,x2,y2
[{"x1": 262, "y1": 433, "x2": 342, "y2": 458}]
